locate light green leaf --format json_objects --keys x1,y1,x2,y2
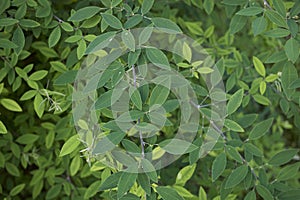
[
  {"x1": 268, "y1": 149, "x2": 298, "y2": 166},
  {"x1": 224, "y1": 119, "x2": 244, "y2": 132},
  {"x1": 68, "y1": 6, "x2": 101, "y2": 21},
  {"x1": 141, "y1": 0, "x2": 154, "y2": 15},
  {"x1": 48, "y1": 26, "x2": 61, "y2": 48},
  {"x1": 197, "y1": 67, "x2": 214, "y2": 74},
  {"x1": 227, "y1": 89, "x2": 244, "y2": 115},
  {"x1": 117, "y1": 172, "x2": 138, "y2": 198},
  {"x1": 253, "y1": 56, "x2": 266, "y2": 77},
  {"x1": 236, "y1": 7, "x2": 264, "y2": 16},
  {"x1": 259, "y1": 81, "x2": 266, "y2": 95},
  {"x1": 252, "y1": 94, "x2": 270, "y2": 106},
  {"x1": 84, "y1": 180, "x2": 102, "y2": 199},
  {"x1": 284, "y1": 38, "x2": 300, "y2": 63},
  {"x1": 101, "y1": 13, "x2": 123, "y2": 29},
  {"x1": 225, "y1": 165, "x2": 248, "y2": 189},
  {"x1": 0, "y1": 121, "x2": 7, "y2": 134},
  {"x1": 59, "y1": 135, "x2": 80, "y2": 157},
  {"x1": 70, "y1": 156, "x2": 81, "y2": 176},
  {"x1": 34, "y1": 93, "x2": 44, "y2": 118},
  {"x1": 212, "y1": 152, "x2": 227, "y2": 182},
  {"x1": 99, "y1": 172, "x2": 122, "y2": 190},
  {"x1": 249, "y1": 118, "x2": 273, "y2": 140},
  {"x1": 0, "y1": 98, "x2": 22, "y2": 112},
  {"x1": 10, "y1": 183, "x2": 26, "y2": 196},
  {"x1": 146, "y1": 47, "x2": 170, "y2": 69},
  {"x1": 156, "y1": 186, "x2": 184, "y2": 200},
  {"x1": 29, "y1": 70, "x2": 48, "y2": 81},
  {"x1": 175, "y1": 163, "x2": 196, "y2": 185},
  {"x1": 77, "y1": 39, "x2": 86, "y2": 59},
  {"x1": 151, "y1": 17, "x2": 182, "y2": 34}
]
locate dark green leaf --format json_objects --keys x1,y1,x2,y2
[
  {"x1": 212, "y1": 152, "x2": 227, "y2": 182},
  {"x1": 156, "y1": 186, "x2": 184, "y2": 200},
  {"x1": 117, "y1": 172, "x2": 138, "y2": 198},
  {"x1": 268, "y1": 149, "x2": 298, "y2": 166},
  {"x1": 68, "y1": 6, "x2": 101, "y2": 21},
  {"x1": 93, "y1": 132, "x2": 126, "y2": 154},
  {"x1": 256, "y1": 185, "x2": 274, "y2": 200},
  {"x1": 146, "y1": 47, "x2": 170, "y2": 69},
  {"x1": 249, "y1": 118, "x2": 273, "y2": 140},
  {"x1": 141, "y1": 0, "x2": 154, "y2": 15},
  {"x1": 229, "y1": 15, "x2": 247, "y2": 34},
  {"x1": 101, "y1": 13, "x2": 123, "y2": 29},
  {"x1": 236, "y1": 7, "x2": 264, "y2": 16},
  {"x1": 225, "y1": 165, "x2": 248, "y2": 189},
  {"x1": 284, "y1": 38, "x2": 299, "y2": 63}
]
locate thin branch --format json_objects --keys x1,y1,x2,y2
[
  {"x1": 263, "y1": 0, "x2": 272, "y2": 9},
  {"x1": 132, "y1": 65, "x2": 145, "y2": 158}
]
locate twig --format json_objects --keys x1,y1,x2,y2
[
  {"x1": 132, "y1": 65, "x2": 145, "y2": 158},
  {"x1": 263, "y1": 0, "x2": 272, "y2": 9}
]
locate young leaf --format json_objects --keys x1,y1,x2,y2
[
  {"x1": 0, "y1": 98, "x2": 22, "y2": 112},
  {"x1": 0, "y1": 121, "x2": 7, "y2": 134},
  {"x1": 249, "y1": 118, "x2": 273, "y2": 140},
  {"x1": 156, "y1": 186, "x2": 184, "y2": 200},
  {"x1": 225, "y1": 165, "x2": 248, "y2": 189},
  {"x1": 224, "y1": 119, "x2": 244, "y2": 132},
  {"x1": 151, "y1": 17, "x2": 182, "y2": 34},
  {"x1": 117, "y1": 172, "x2": 138, "y2": 198},
  {"x1": 175, "y1": 163, "x2": 196, "y2": 185},
  {"x1": 227, "y1": 89, "x2": 244, "y2": 115},
  {"x1": 68, "y1": 6, "x2": 101, "y2": 21},
  {"x1": 59, "y1": 135, "x2": 80, "y2": 157},
  {"x1": 253, "y1": 56, "x2": 266, "y2": 77},
  {"x1": 212, "y1": 152, "x2": 227, "y2": 182},
  {"x1": 10, "y1": 183, "x2": 26, "y2": 196},
  {"x1": 268, "y1": 149, "x2": 298, "y2": 166},
  {"x1": 84, "y1": 180, "x2": 102, "y2": 199}
]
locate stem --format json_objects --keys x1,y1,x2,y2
[
  {"x1": 132, "y1": 65, "x2": 145, "y2": 158},
  {"x1": 263, "y1": 0, "x2": 272, "y2": 9},
  {"x1": 54, "y1": 15, "x2": 64, "y2": 23}
]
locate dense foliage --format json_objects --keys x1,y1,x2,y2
[{"x1": 0, "y1": 0, "x2": 299, "y2": 199}]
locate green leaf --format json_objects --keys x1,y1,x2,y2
[
  {"x1": 0, "y1": 38, "x2": 18, "y2": 49},
  {"x1": 212, "y1": 152, "x2": 227, "y2": 182},
  {"x1": 16, "y1": 134, "x2": 39, "y2": 144},
  {"x1": 141, "y1": 0, "x2": 154, "y2": 15},
  {"x1": 263, "y1": 28, "x2": 290, "y2": 38},
  {"x1": 225, "y1": 165, "x2": 248, "y2": 189},
  {"x1": 93, "y1": 132, "x2": 126, "y2": 154},
  {"x1": 138, "y1": 173, "x2": 151, "y2": 195},
  {"x1": 203, "y1": 0, "x2": 214, "y2": 15},
  {"x1": 124, "y1": 14, "x2": 143, "y2": 29},
  {"x1": 227, "y1": 89, "x2": 244, "y2": 115},
  {"x1": 198, "y1": 187, "x2": 207, "y2": 200},
  {"x1": 54, "y1": 70, "x2": 78, "y2": 85},
  {"x1": 19, "y1": 19, "x2": 40, "y2": 28},
  {"x1": 120, "y1": 193, "x2": 140, "y2": 200},
  {"x1": 156, "y1": 186, "x2": 184, "y2": 200},
  {"x1": 84, "y1": 180, "x2": 102, "y2": 199},
  {"x1": 68, "y1": 6, "x2": 101, "y2": 21},
  {"x1": 70, "y1": 156, "x2": 81, "y2": 176},
  {"x1": 253, "y1": 56, "x2": 266, "y2": 77},
  {"x1": 130, "y1": 87, "x2": 143, "y2": 110},
  {"x1": 146, "y1": 47, "x2": 170, "y2": 69},
  {"x1": 175, "y1": 163, "x2": 196, "y2": 185},
  {"x1": 101, "y1": 13, "x2": 123, "y2": 29},
  {"x1": 224, "y1": 119, "x2": 244, "y2": 132},
  {"x1": 244, "y1": 190, "x2": 256, "y2": 200},
  {"x1": 10, "y1": 183, "x2": 26, "y2": 196},
  {"x1": 46, "y1": 184, "x2": 62, "y2": 199},
  {"x1": 48, "y1": 26, "x2": 61, "y2": 48},
  {"x1": 59, "y1": 135, "x2": 80, "y2": 157},
  {"x1": 159, "y1": 139, "x2": 198, "y2": 155},
  {"x1": 252, "y1": 94, "x2": 270, "y2": 106},
  {"x1": 141, "y1": 159, "x2": 158, "y2": 182},
  {"x1": 99, "y1": 172, "x2": 122, "y2": 190},
  {"x1": 151, "y1": 17, "x2": 182, "y2": 34},
  {"x1": 236, "y1": 7, "x2": 264, "y2": 16},
  {"x1": 139, "y1": 26, "x2": 153, "y2": 45},
  {"x1": 118, "y1": 172, "x2": 138, "y2": 198},
  {"x1": 29, "y1": 70, "x2": 48, "y2": 81},
  {"x1": 273, "y1": 0, "x2": 286, "y2": 17},
  {"x1": 252, "y1": 17, "x2": 267, "y2": 36},
  {"x1": 265, "y1": 10, "x2": 287, "y2": 28},
  {"x1": 268, "y1": 149, "x2": 298, "y2": 166},
  {"x1": 77, "y1": 39, "x2": 86, "y2": 59},
  {"x1": 229, "y1": 15, "x2": 247, "y2": 34},
  {"x1": 249, "y1": 118, "x2": 273, "y2": 140},
  {"x1": 197, "y1": 67, "x2": 214, "y2": 74},
  {"x1": 244, "y1": 143, "x2": 263, "y2": 157},
  {"x1": 226, "y1": 146, "x2": 243, "y2": 163},
  {"x1": 290, "y1": 1, "x2": 300, "y2": 17},
  {"x1": 149, "y1": 85, "x2": 170, "y2": 106},
  {"x1": 278, "y1": 190, "x2": 300, "y2": 200},
  {"x1": 222, "y1": 0, "x2": 247, "y2": 6},
  {"x1": 282, "y1": 62, "x2": 298, "y2": 99},
  {"x1": 259, "y1": 81, "x2": 266, "y2": 95},
  {"x1": 277, "y1": 163, "x2": 300, "y2": 181},
  {"x1": 12, "y1": 26, "x2": 25, "y2": 55},
  {"x1": 122, "y1": 30, "x2": 135, "y2": 51},
  {"x1": 284, "y1": 38, "x2": 300, "y2": 63},
  {"x1": 0, "y1": 121, "x2": 7, "y2": 134},
  {"x1": 6, "y1": 162, "x2": 20, "y2": 177},
  {"x1": 0, "y1": 18, "x2": 18, "y2": 26},
  {"x1": 34, "y1": 93, "x2": 44, "y2": 118},
  {"x1": 85, "y1": 31, "x2": 116, "y2": 54},
  {"x1": 0, "y1": 98, "x2": 22, "y2": 112},
  {"x1": 256, "y1": 185, "x2": 274, "y2": 200}
]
